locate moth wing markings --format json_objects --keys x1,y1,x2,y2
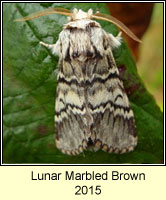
[
  {"x1": 88, "y1": 53, "x2": 137, "y2": 154},
  {"x1": 55, "y1": 60, "x2": 87, "y2": 155}
]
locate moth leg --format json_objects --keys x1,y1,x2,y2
[
  {"x1": 108, "y1": 31, "x2": 122, "y2": 49},
  {"x1": 40, "y1": 40, "x2": 60, "y2": 55},
  {"x1": 40, "y1": 41, "x2": 55, "y2": 48}
]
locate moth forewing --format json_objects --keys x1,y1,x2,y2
[{"x1": 16, "y1": 8, "x2": 138, "y2": 156}]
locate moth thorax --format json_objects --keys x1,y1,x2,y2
[{"x1": 68, "y1": 8, "x2": 93, "y2": 21}]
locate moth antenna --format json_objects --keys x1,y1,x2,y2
[
  {"x1": 92, "y1": 13, "x2": 142, "y2": 43},
  {"x1": 15, "y1": 7, "x2": 72, "y2": 21}
]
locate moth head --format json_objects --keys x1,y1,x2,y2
[
  {"x1": 15, "y1": 7, "x2": 141, "y2": 43},
  {"x1": 68, "y1": 8, "x2": 93, "y2": 21}
]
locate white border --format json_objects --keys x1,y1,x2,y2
[{"x1": 1, "y1": 1, "x2": 165, "y2": 166}]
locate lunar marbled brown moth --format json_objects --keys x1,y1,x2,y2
[{"x1": 16, "y1": 7, "x2": 141, "y2": 155}]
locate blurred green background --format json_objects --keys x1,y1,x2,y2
[{"x1": 137, "y1": 3, "x2": 163, "y2": 111}]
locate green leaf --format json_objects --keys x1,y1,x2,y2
[{"x1": 3, "y1": 3, "x2": 163, "y2": 164}]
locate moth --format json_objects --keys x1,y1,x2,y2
[{"x1": 16, "y1": 7, "x2": 141, "y2": 155}]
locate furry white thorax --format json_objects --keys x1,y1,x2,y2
[{"x1": 50, "y1": 24, "x2": 121, "y2": 58}]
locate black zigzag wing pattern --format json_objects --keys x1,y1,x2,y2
[{"x1": 55, "y1": 20, "x2": 137, "y2": 155}]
